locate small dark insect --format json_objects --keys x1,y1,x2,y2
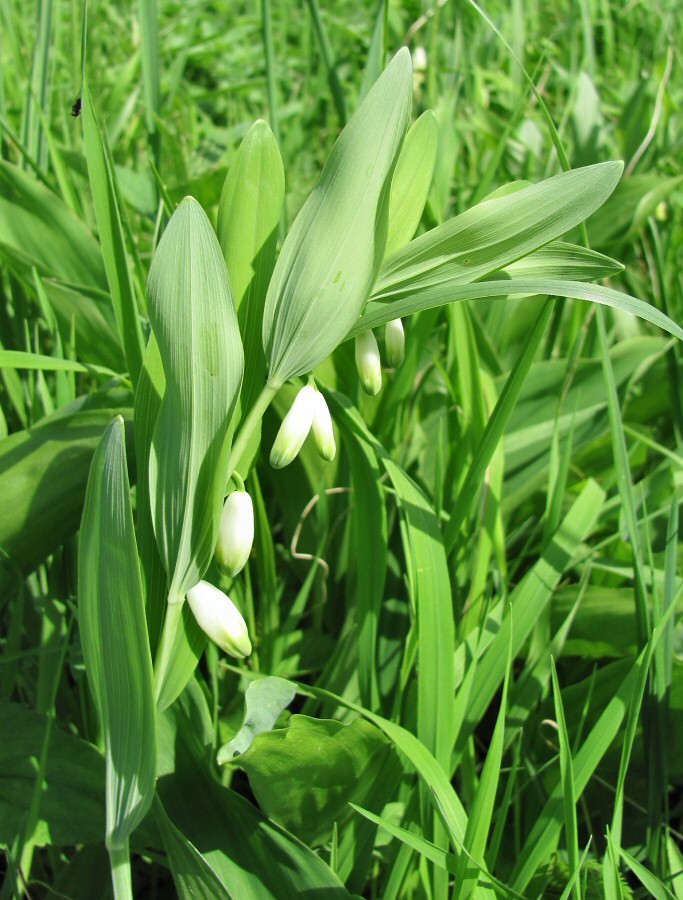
[{"x1": 71, "y1": 96, "x2": 82, "y2": 118}]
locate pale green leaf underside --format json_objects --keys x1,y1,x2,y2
[
  {"x1": 78, "y1": 416, "x2": 156, "y2": 848},
  {"x1": 148, "y1": 197, "x2": 244, "y2": 602},
  {"x1": 262, "y1": 48, "x2": 413, "y2": 384}
]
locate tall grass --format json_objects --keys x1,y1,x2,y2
[{"x1": 0, "y1": 1, "x2": 682, "y2": 898}]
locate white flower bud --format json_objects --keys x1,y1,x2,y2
[
  {"x1": 384, "y1": 318, "x2": 405, "y2": 368},
  {"x1": 312, "y1": 391, "x2": 336, "y2": 462},
  {"x1": 412, "y1": 46, "x2": 428, "y2": 72},
  {"x1": 355, "y1": 330, "x2": 382, "y2": 395},
  {"x1": 186, "y1": 580, "x2": 252, "y2": 658},
  {"x1": 270, "y1": 384, "x2": 316, "y2": 469},
  {"x1": 215, "y1": 490, "x2": 254, "y2": 577}
]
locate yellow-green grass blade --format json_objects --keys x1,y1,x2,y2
[
  {"x1": 384, "y1": 110, "x2": 439, "y2": 258},
  {"x1": 78, "y1": 417, "x2": 156, "y2": 853},
  {"x1": 81, "y1": 81, "x2": 145, "y2": 387},
  {"x1": 217, "y1": 119, "x2": 284, "y2": 421},
  {"x1": 262, "y1": 48, "x2": 412, "y2": 385},
  {"x1": 147, "y1": 197, "x2": 244, "y2": 607}
]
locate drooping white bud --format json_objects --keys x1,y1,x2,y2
[
  {"x1": 186, "y1": 580, "x2": 252, "y2": 658},
  {"x1": 355, "y1": 330, "x2": 382, "y2": 395},
  {"x1": 270, "y1": 384, "x2": 316, "y2": 469},
  {"x1": 412, "y1": 46, "x2": 428, "y2": 72},
  {"x1": 384, "y1": 318, "x2": 405, "y2": 368},
  {"x1": 215, "y1": 490, "x2": 254, "y2": 577},
  {"x1": 312, "y1": 391, "x2": 336, "y2": 462}
]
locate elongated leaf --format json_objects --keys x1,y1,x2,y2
[
  {"x1": 385, "y1": 110, "x2": 439, "y2": 257},
  {"x1": 218, "y1": 119, "x2": 284, "y2": 418},
  {"x1": 78, "y1": 417, "x2": 156, "y2": 848},
  {"x1": 81, "y1": 80, "x2": 145, "y2": 386},
  {"x1": 502, "y1": 241, "x2": 622, "y2": 281},
  {"x1": 377, "y1": 161, "x2": 623, "y2": 293},
  {"x1": 352, "y1": 276, "x2": 683, "y2": 342},
  {"x1": 148, "y1": 197, "x2": 244, "y2": 605},
  {"x1": 262, "y1": 48, "x2": 412, "y2": 385}
]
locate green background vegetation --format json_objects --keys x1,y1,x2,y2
[{"x1": 1, "y1": 0, "x2": 682, "y2": 897}]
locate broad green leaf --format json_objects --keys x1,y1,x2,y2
[
  {"x1": 216, "y1": 675, "x2": 296, "y2": 763},
  {"x1": 157, "y1": 678, "x2": 351, "y2": 898},
  {"x1": 262, "y1": 48, "x2": 412, "y2": 385},
  {"x1": 78, "y1": 417, "x2": 156, "y2": 849},
  {"x1": 377, "y1": 161, "x2": 624, "y2": 294},
  {"x1": 0, "y1": 700, "x2": 105, "y2": 846},
  {"x1": 0, "y1": 160, "x2": 106, "y2": 289},
  {"x1": 218, "y1": 119, "x2": 284, "y2": 417},
  {"x1": 231, "y1": 714, "x2": 388, "y2": 845},
  {"x1": 81, "y1": 80, "x2": 145, "y2": 386},
  {"x1": 147, "y1": 197, "x2": 244, "y2": 606},
  {"x1": 385, "y1": 110, "x2": 439, "y2": 257},
  {"x1": 0, "y1": 389, "x2": 133, "y2": 593}
]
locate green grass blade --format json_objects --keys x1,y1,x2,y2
[
  {"x1": 444, "y1": 298, "x2": 553, "y2": 552},
  {"x1": 137, "y1": 0, "x2": 161, "y2": 166},
  {"x1": 550, "y1": 658, "x2": 580, "y2": 900},
  {"x1": 81, "y1": 82, "x2": 145, "y2": 387},
  {"x1": 78, "y1": 417, "x2": 156, "y2": 856}
]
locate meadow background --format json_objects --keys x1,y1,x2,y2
[{"x1": 1, "y1": 0, "x2": 682, "y2": 897}]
